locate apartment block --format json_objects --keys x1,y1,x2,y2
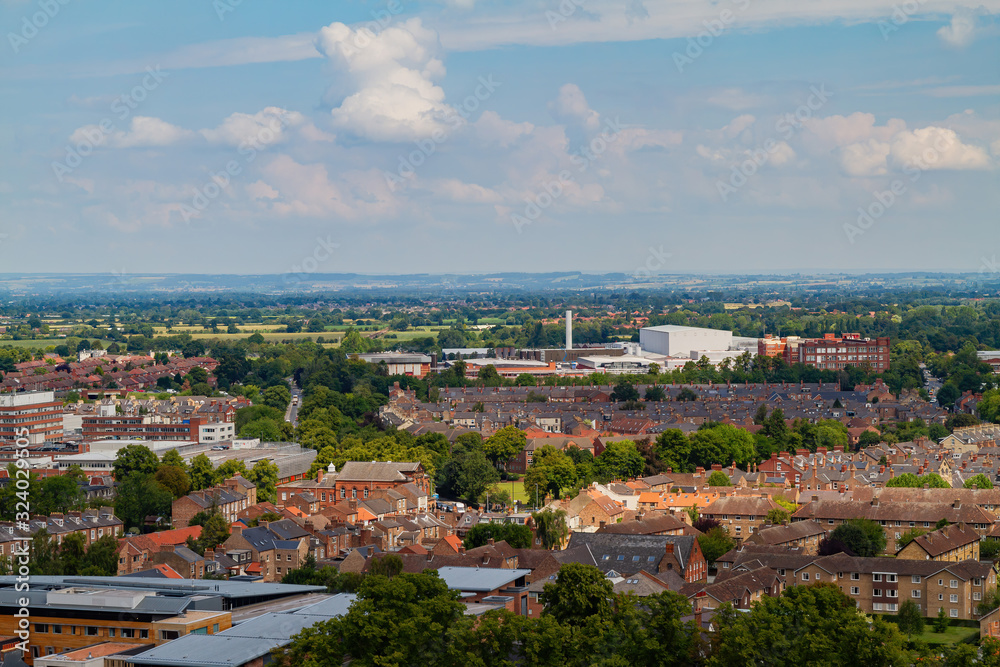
[{"x1": 0, "y1": 390, "x2": 63, "y2": 445}]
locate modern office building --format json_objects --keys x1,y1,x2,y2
[{"x1": 0, "y1": 390, "x2": 63, "y2": 445}]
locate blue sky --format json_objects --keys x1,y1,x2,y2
[{"x1": 0, "y1": 0, "x2": 997, "y2": 276}]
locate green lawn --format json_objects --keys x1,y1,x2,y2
[
  {"x1": 495, "y1": 481, "x2": 531, "y2": 504},
  {"x1": 906, "y1": 624, "x2": 979, "y2": 646}
]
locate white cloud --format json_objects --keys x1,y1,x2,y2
[
  {"x1": 200, "y1": 107, "x2": 307, "y2": 147},
  {"x1": 802, "y1": 112, "x2": 906, "y2": 154},
  {"x1": 937, "y1": 10, "x2": 977, "y2": 47},
  {"x1": 474, "y1": 111, "x2": 534, "y2": 147},
  {"x1": 549, "y1": 83, "x2": 601, "y2": 131},
  {"x1": 840, "y1": 139, "x2": 891, "y2": 176},
  {"x1": 316, "y1": 19, "x2": 455, "y2": 142},
  {"x1": 430, "y1": 178, "x2": 502, "y2": 203},
  {"x1": 254, "y1": 155, "x2": 398, "y2": 219},
  {"x1": 890, "y1": 127, "x2": 991, "y2": 170},
  {"x1": 839, "y1": 126, "x2": 992, "y2": 176},
  {"x1": 70, "y1": 116, "x2": 195, "y2": 149}
]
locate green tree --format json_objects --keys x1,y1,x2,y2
[
  {"x1": 540, "y1": 563, "x2": 613, "y2": 626},
  {"x1": 697, "y1": 526, "x2": 735, "y2": 566},
  {"x1": 981, "y1": 538, "x2": 1000, "y2": 560},
  {"x1": 159, "y1": 449, "x2": 188, "y2": 472},
  {"x1": 275, "y1": 571, "x2": 465, "y2": 667},
  {"x1": 37, "y1": 474, "x2": 84, "y2": 514},
  {"x1": 262, "y1": 384, "x2": 292, "y2": 411},
  {"x1": 368, "y1": 553, "x2": 404, "y2": 578},
  {"x1": 826, "y1": 518, "x2": 887, "y2": 557},
  {"x1": 654, "y1": 429, "x2": 692, "y2": 473},
  {"x1": 241, "y1": 417, "x2": 285, "y2": 441},
  {"x1": 644, "y1": 386, "x2": 666, "y2": 402},
  {"x1": 525, "y1": 445, "x2": 577, "y2": 500},
  {"x1": 964, "y1": 473, "x2": 994, "y2": 489},
  {"x1": 153, "y1": 465, "x2": 191, "y2": 499},
  {"x1": 435, "y1": 449, "x2": 500, "y2": 505},
  {"x1": 689, "y1": 424, "x2": 755, "y2": 469},
  {"x1": 611, "y1": 379, "x2": 639, "y2": 403},
  {"x1": 189, "y1": 454, "x2": 215, "y2": 491},
  {"x1": 189, "y1": 510, "x2": 231, "y2": 555},
  {"x1": 934, "y1": 606, "x2": 949, "y2": 633},
  {"x1": 483, "y1": 426, "x2": 527, "y2": 469},
  {"x1": 594, "y1": 441, "x2": 645, "y2": 483},
  {"x1": 709, "y1": 583, "x2": 908, "y2": 667},
  {"x1": 463, "y1": 523, "x2": 533, "y2": 550},
  {"x1": 214, "y1": 459, "x2": 249, "y2": 483},
  {"x1": 112, "y1": 444, "x2": 160, "y2": 480},
  {"x1": 895, "y1": 599, "x2": 925, "y2": 636},
  {"x1": 477, "y1": 365, "x2": 503, "y2": 387},
  {"x1": 245, "y1": 459, "x2": 279, "y2": 503},
  {"x1": 81, "y1": 534, "x2": 120, "y2": 576},
  {"x1": 765, "y1": 508, "x2": 790, "y2": 525},
  {"x1": 706, "y1": 470, "x2": 731, "y2": 487},
  {"x1": 532, "y1": 509, "x2": 569, "y2": 550},
  {"x1": 114, "y1": 472, "x2": 173, "y2": 532},
  {"x1": 897, "y1": 527, "x2": 927, "y2": 549}
]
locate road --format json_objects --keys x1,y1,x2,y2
[
  {"x1": 285, "y1": 379, "x2": 302, "y2": 426},
  {"x1": 920, "y1": 363, "x2": 943, "y2": 405}
]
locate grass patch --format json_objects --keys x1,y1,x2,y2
[
  {"x1": 905, "y1": 624, "x2": 980, "y2": 646},
  {"x1": 495, "y1": 481, "x2": 531, "y2": 504},
  {"x1": 0, "y1": 339, "x2": 65, "y2": 349}
]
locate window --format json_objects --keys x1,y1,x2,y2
[
  {"x1": 160, "y1": 631, "x2": 180, "y2": 641},
  {"x1": 632, "y1": 555, "x2": 640, "y2": 562},
  {"x1": 975, "y1": 593, "x2": 982, "y2": 601},
  {"x1": 139, "y1": 630, "x2": 149, "y2": 639},
  {"x1": 851, "y1": 573, "x2": 860, "y2": 581},
  {"x1": 617, "y1": 555, "x2": 625, "y2": 561},
  {"x1": 938, "y1": 594, "x2": 944, "y2": 601},
  {"x1": 886, "y1": 604, "x2": 897, "y2": 612},
  {"x1": 912, "y1": 575, "x2": 921, "y2": 584},
  {"x1": 52, "y1": 625, "x2": 61, "y2": 634},
  {"x1": 887, "y1": 574, "x2": 897, "y2": 583},
  {"x1": 938, "y1": 579, "x2": 944, "y2": 586},
  {"x1": 873, "y1": 603, "x2": 883, "y2": 611},
  {"x1": 35, "y1": 624, "x2": 48, "y2": 633},
  {"x1": 815, "y1": 573, "x2": 821, "y2": 581},
  {"x1": 802, "y1": 573, "x2": 810, "y2": 581},
  {"x1": 873, "y1": 574, "x2": 882, "y2": 582},
  {"x1": 850, "y1": 587, "x2": 859, "y2": 595},
  {"x1": 912, "y1": 591, "x2": 921, "y2": 598},
  {"x1": 951, "y1": 580, "x2": 958, "y2": 589},
  {"x1": 950, "y1": 594, "x2": 958, "y2": 603},
  {"x1": 951, "y1": 609, "x2": 959, "y2": 618},
  {"x1": 287, "y1": 554, "x2": 292, "y2": 561},
  {"x1": 108, "y1": 629, "x2": 116, "y2": 638},
  {"x1": 213, "y1": 624, "x2": 220, "y2": 633},
  {"x1": 85, "y1": 627, "x2": 98, "y2": 637},
  {"x1": 874, "y1": 589, "x2": 882, "y2": 597},
  {"x1": 602, "y1": 555, "x2": 610, "y2": 561},
  {"x1": 121, "y1": 629, "x2": 134, "y2": 638},
  {"x1": 648, "y1": 556, "x2": 656, "y2": 562},
  {"x1": 192, "y1": 627, "x2": 208, "y2": 635},
  {"x1": 887, "y1": 590, "x2": 897, "y2": 598}
]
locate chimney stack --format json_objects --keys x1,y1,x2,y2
[{"x1": 566, "y1": 310, "x2": 573, "y2": 351}]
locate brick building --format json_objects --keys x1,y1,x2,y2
[
  {"x1": 758, "y1": 333, "x2": 890, "y2": 371},
  {"x1": 700, "y1": 495, "x2": 782, "y2": 542},
  {"x1": 172, "y1": 482, "x2": 252, "y2": 529},
  {"x1": 896, "y1": 522, "x2": 980, "y2": 562}
]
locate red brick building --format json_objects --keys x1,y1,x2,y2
[{"x1": 758, "y1": 334, "x2": 891, "y2": 371}]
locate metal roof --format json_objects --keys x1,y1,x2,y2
[
  {"x1": 435, "y1": 567, "x2": 531, "y2": 592},
  {"x1": 129, "y1": 635, "x2": 287, "y2": 666}
]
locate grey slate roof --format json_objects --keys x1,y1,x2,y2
[{"x1": 567, "y1": 533, "x2": 697, "y2": 576}]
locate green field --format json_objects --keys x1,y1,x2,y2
[
  {"x1": 0, "y1": 339, "x2": 66, "y2": 349},
  {"x1": 495, "y1": 481, "x2": 531, "y2": 505}
]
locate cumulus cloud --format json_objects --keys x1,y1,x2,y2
[
  {"x1": 474, "y1": 111, "x2": 534, "y2": 147},
  {"x1": 70, "y1": 116, "x2": 195, "y2": 149},
  {"x1": 200, "y1": 107, "x2": 308, "y2": 147},
  {"x1": 937, "y1": 10, "x2": 977, "y2": 47},
  {"x1": 254, "y1": 154, "x2": 398, "y2": 219},
  {"x1": 316, "y1": 18, "x2": 454, "y2": 142},
  {"x1": 549, "y1": 83, "x2": 601, "y2": 131},
  {"x1": 839, "y1": 126, "x2": 991, "y2": 176}
]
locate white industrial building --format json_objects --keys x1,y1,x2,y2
[
  {"x1": 577, "y1": 355, "x2": 654, "y2": 374},
  {"x1": 639, "y1": 325, "x2": 733, "y2": 357}
]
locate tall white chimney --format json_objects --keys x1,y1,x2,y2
[{"x1": 566, "y1": 310, "x2": 573, "y2": 351}]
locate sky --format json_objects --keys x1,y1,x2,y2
[{"x1": 0, "y1": 0, "x2": 997, "y2": 277}]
